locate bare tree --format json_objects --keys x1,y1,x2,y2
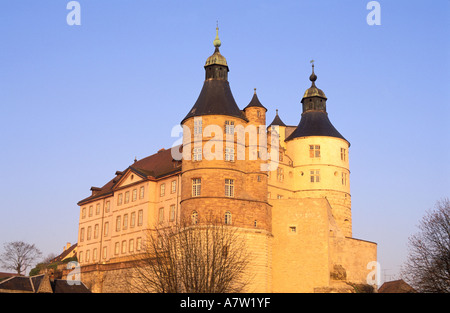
[
  {"x1": 401, "y1": 198, "x2": 450, "y2": 293},
  {"x1": 0, "y1": 241, "x2": 43, "y2": 275},
  {"x1": 128, "y1": 216, "x2": 251, "y2": 293}
]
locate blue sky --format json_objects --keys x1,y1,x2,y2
[{"x1": 0, "y1": 0, "x2": 448, "y2": 283}]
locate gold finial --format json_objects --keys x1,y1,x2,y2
[
  {"x1": 254, "y1": 88, "x2": 257, "y2": 94},
  {"x1": 213, "y1": 21, "x2": 221, "y2": 48},
  {"x1": 276, "y1": 109, "x2": 279, "y2": 115}
]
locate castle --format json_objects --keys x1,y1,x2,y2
[{"x1": 74, "y1": 27, "x2": 377, "y2": 293}]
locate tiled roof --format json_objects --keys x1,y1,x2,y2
[
  {"x1": 0, "y1": 274, "x2": 91, "y2": 293},
  {"x1": 48, "y1": 243, "x2": 77, "y2": 264},
  {"x1": 0, "y1": 276, "x2": 35, "y2": 292},
  {"x1": 78, "y1": 146, "x2": 182, "y2": 205},
  {"x1": 378, "y1": 279, "x2": 416, "y2": 293}
]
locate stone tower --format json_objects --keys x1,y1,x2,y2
[
  {"x1": 285, "y1": 64, "x2": 352, "y2": 237},
  {"x1": 179, "y1": 27, "x2": 272, "y2": 292}
]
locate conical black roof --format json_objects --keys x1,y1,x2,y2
[
  {"x1": 181, "y1": 79, "x2": 247, "y2": 123},
  {"x1": 285, "y1": 111, "x2": 349, "y2": 144},
  {"x1": 268, "y1": 110, "x2": 286, "y2": 127},
  {"x1": 244, "y1": 90, "x2": 267, "y2": 111}
]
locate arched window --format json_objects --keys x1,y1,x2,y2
[
  {"x1": 225, "y1": 211, "x2": 232, "y2": 225},
  {"x1": 191, "y1": 211, "x2": 198, "y2": 225}
]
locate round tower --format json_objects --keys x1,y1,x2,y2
[
  {"x1": 179, "y1": 28, "x2": 272, "y2": 291},
  {"x1": 285, "y1": 63, "x2": 352, "y2": 237}
]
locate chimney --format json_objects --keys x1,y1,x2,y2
[{"x1": 64, "y1": 242, "x2": 71, "y2": 251}]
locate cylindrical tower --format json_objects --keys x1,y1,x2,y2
[
  {"x1": 285, "y1": 64, "x2": 352, "y2": 237},
  {"x1": 179, "y1": 27, "x2": 272, "y2": 291}
]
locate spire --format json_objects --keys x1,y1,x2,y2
[
  {"x1": 213, "y1": 22, "x2": 221, "y2": 48},
  {"x1": 309, "y1": 60, "x2": 317, "y2": 85}
]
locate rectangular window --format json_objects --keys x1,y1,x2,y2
[
  {"x1": 159, "y1": 207, "x2": 164, "y2": 224},
  {"x1": 138, "y1": 210, "x2": 143, "y2": 226},
  {"x1": 136, "y1": 237, "x2": 142, "y2": 251},
  {"x1": 170, "y1": 204, "x2": 176, "y2": 222},
  {"x1": 103, "y1": 246, "x2": 107, "y2": 259},
  {"x1": 160, "y1": 184, "x2": 165, "y2": 197},
  {"x1": 192, "y1": 178, "x2": 201, "y2": 197},
  {"x1": 129, "y1": 239, "x2": 134, "y2": 253},
  {"x1": 139, "y1": 186, "x2": 145, "y2": 199},
  {"x1": 225, "y1": 147, "x2": 235, "y2": 162},
  {"x1": 104, "y1": 222, "x2": 109, "y2": 237},
  {"x1": 80, "y1": 228, "x2": 85, "y2": 242},
  {"x1": 309, "y1": 145, "x2": 321, "y2": 158},
  {"x1": 89, "y1": 206, "x2": 93, "y2": 217},
  {"x1": 130, "y1": 212, "x2": 136, "y2": 228},
  {"x1": 125, "y1": 191, "x2": 130, "y2": 204},
  {"x1": 132, "y1": 189, "x2": 137, "y2": 202},
  {"x1": 171, "y1": 180, "x2": 176, "y2": 194},
  {"x1": 82, "y1": 207, "x2": 86, "y2": 219},
  {"x1": 225, "y1": 179, "x2": 234, "y2": 197},
  {"x1": 341, "y1": 148, "x2": 346, "y2": 161},
  {"x1": 115, "y1": 242, "x2": 120, "y2": 255},
  {"x1": 310, "y1": 170, "x2": 320, "y2": 182},
  {"x1": 123, "y1": 214, "x2": 128, "y2": 230},
  {"x1": 225, "y1": 120, "x2": 235, "y2": 134},
  {"x1": 87, "y1": 226, "x2": 92, "y2": 240},
  {"x1": 193, "y1": 147, "x2": 202, "y2": 161},
  {"x1": 341, "y1": 172, "x2": 347, "y2": 185},
  {"x1": 93, "y1": 248, "x2": 97, "y2": 261},
  {"x1": 94, "y1": 224, "x2": 99, "y2": 239},
  {"x1": 277, "y1": 194, "x2": 283, "y2": 199},
  {"x1": 96, "y1": 203, "x2": 100, "y2": 215},
  {"x1": 121, "y1": 241, "x2": 127, "y2": 254},
  {"x1": 86, "y1": 250, "x2": 90, "y2": 262},
  {"x1": 194, "y1": 119, "x2": 202, "y2": 135},
  {"x1": 116, "y1": 216, "x2": 121, "y2": 232},
  {"x1": 105, "y1": 201, "x2": 110, "y2": 213},
  {"x1": 118, "y1": 193, "x2": 123, "y2": 206},
  {"x1": 277, "y1": 167, "x2": 284, "y2": 182}
]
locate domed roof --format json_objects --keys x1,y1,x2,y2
[
  {"x1": 205, "y1": 47, "x2": 228, "y2": 67},
  {"x1": 302, "y1": 85, "x2": 327, "y2": 99}
]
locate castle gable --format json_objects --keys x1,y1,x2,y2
[{"x1": 113, "y1": 167, "x2": 147, "y2": 189}]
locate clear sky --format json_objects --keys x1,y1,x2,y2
[{"x1": 0, "y1": 0, "x2": 448, "y2": 283}]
